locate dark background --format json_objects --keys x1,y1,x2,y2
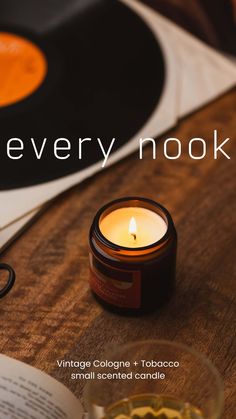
[
  {"x1": 1, "y1": 0, "x2": 236, "y2": 53},
  {"x1": 143, "y1": 0, "x2": 236, "y2": 55}
]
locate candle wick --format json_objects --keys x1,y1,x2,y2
[{"x1": 131, "y1": 233, "x2": 137, "y2": 241}]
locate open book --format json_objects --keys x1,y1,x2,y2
[{"x1": 0, "y1": 355, "x2": 83, "y2": 419}]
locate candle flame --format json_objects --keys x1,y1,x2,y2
[{"x1": 129, "y1": 217, "x2": 137, "y2": 240}]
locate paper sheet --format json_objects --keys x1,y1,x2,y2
[
  {"x1": 0, "y1": 210, "x2": 39, "y2": 252},
  {"x1": 0, "y1": 355, "x2": 83, "y2": 419}
]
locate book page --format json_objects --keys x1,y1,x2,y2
[{"x1": 0, "y1": 355, "x2": 83, "y2": 419}]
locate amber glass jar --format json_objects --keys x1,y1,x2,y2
[{"x1": 89, "y1": 197, "x2": 177, "y2": 315}]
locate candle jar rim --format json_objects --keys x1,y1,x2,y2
[{"x1": 91, "y1": 197, "x2": 175, "y2": 255}]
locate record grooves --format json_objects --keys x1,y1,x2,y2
[{"x1": 0, "y1": 0, "x2": 165, "y2": 190}]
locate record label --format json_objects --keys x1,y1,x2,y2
[{"x1": 0, "y1": 32, "x2": 47, "y2": 107}]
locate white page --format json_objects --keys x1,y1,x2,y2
[{"x1": 0, "y1": 355, "x2": 83, "y2": 419}]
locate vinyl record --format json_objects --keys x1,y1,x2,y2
[{"x1": 0, "y1": 0, "x2": 165, "y2": 190}]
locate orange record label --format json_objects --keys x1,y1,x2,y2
[{"x1": 0, "y1": 32, "x2": 47, "y2": 107}]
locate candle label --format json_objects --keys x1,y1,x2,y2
[{"x1": 90, "y1": 254, "x2": 141, "y2": 309}]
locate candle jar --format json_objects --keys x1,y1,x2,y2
[{"x1": 89, "y1": 197, "x2": 177, "y2": 315}]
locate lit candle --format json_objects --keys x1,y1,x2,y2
[
  {"x1": 99, "y1": 207, "x2": 167, "y2": 248},
  {"x1": 89, "y1": 197, "x2": 177, "y2": 315}
]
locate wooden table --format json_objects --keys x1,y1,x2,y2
[{"x1": 0, "y1": 88, "x2": 235, "y2": 417}]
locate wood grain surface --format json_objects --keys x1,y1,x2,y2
[{"x1": 0, "y1": 88, "x2": 235, "y2": 416}]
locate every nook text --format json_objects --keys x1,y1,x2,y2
[{"x1": 3, "y1": 130, "x2": 230, "y2": 168}]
